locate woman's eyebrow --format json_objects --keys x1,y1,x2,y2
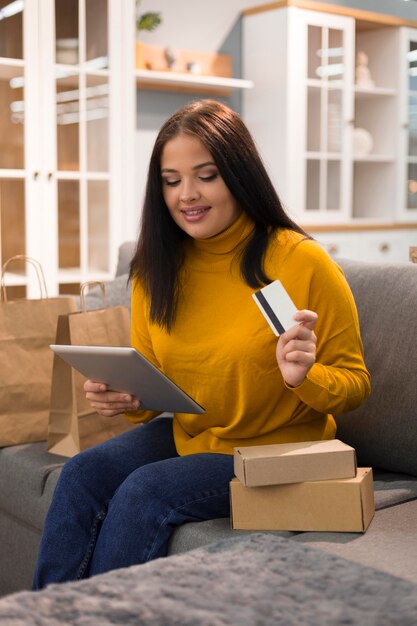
[{"x1": 161, "y1": 161, "x2": 216, "y2": 174}]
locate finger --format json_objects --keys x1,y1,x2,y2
[
  {"x1": 86, "y1": 390, "x2": 136, "y2": 403},
  {"x1": 92, "y1": 407, "x2": 127, "y2": 417},
  {"x1": 282, "y1": 339, "x2": 316, "y2": 356},
  {"x1": 84, "y1": 380, "x2": 108, "y2": 393},
  {"x1": 283, "y1": 350, "x2": 316, "y2": 366},
  {"x1": 90, "y1": 399, "x2": 140, "y2": 412},
  {"x1": 280, "y1": 324, "x2": 317, "y2": 344},
  {"x1": 293, "y1": 309, "x2": 318, "y2": 330}
]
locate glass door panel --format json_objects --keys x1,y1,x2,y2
[
  {"x1": 308, "y1": 25, "x2": 321, "y2": 79},
  {"x1": 86, "y1": 0, "x2": 108, "y2": 68},
  {"x1": 86, "y1": 75, "x2": 109, "y2": 171},
  {"x1": 408, "y1": 40, "x2": 417, "y2": 92},
  {"x1": 305, "y1": 23, "x2": 346, "y2": 215},
  {"x1": 326, "y1": 161, "x2": 341, "y2": 210},
  {"x1": 0, "y1": 67, "x2": 24, "y2": 168},
  {"x1": 327, "y1": 88, "x2": 342, "y2": 153},
  {"x1": 55, "y1": 0, "x2": 79, "y2": 65},
  {"x1": 0, "y1": 0, "x2": 23, "y2": 60},
  {"x1": 306, "y1": 160, "x2": 320, "y2": 211},
  {"x1": 327, "y1": 28, "x2": 344, "y2": 83},
  {"x1": 406, "y1": 37, "x2": 417, "y2": 215},
  {"x1": 407, "y1": 164, "x2": 417, "y2": 210},
  {"x1": 307, "y1": 87, "x2": 320, "y2": 152},
  {"x1": 56, "y1": 72, "x2": 80, "y2": 170},
  {"x1": 87, "y1": 180, "x2": 109, "y2": 271},
  {"x1": 409, "y1": 94, "x2": 417, "y2": 157},
  {"x1": 0, "y1": 177, "x2": 25, "y2": 262},
  {"x1": 58, "y1": 180, "x2": 80, "y2": 270}
]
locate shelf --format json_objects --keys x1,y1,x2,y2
[
  {"x1": 1, "y1": 271, "x2": 27, "y2": 287},
  {"x1": 306, "y1": 152, "x2": 342, "y2": 160},
  {"x1": 135, "y1": 69, "x2": 254, "y2": 92},
  {"x1": 307, "y1": 78, "x2": 343, "y2": 89},
  {"x1": 0, "y1": 59, "x2": 24, "y2": 80},
  {"x1": 353, "y1": 155, "x2": 396, "y2": 162},
  {"x1": 354, "y1": 86, "x2": 397, "y2": 99}
]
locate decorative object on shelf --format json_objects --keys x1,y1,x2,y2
[
  {"x1": 186, "y1": 61, "x2": 202, "y2": 74},
  {"x1": 353, "y1": 127, "x2": 373, "y2": 156},
  {"x1": 355, "y1": 51, "x2": 375, "y2": 88},
  {"x1": 410, "y1": 246, "x2": 417, "y2": 263},
  {"x1": 135, "y1": 42, "x2": 234, "y2": 81},
  {"x1": 135, "y1": 0, "x2": 162, "y2": 34},
  {"x1": 56, "y1": 38, "x2": 78, "y2": 65},
  {"x1": 164, "y1": 46, "x2": 179, "y2": 71}
]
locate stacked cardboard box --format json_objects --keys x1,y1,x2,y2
[{"x1": 230, "y1": 440, "x2": 375, "y2": 533}]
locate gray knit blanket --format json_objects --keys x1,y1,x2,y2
[{"x1": 0, "y1": 534, "x2": 416, "y2": 625}]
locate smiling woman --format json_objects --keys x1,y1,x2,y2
[{"x1": 32, "y1": 99, "x2": 370, "y2": 591}]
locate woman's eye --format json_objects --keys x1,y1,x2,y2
[
  {"x1": 199, "y1": 173, "x2": 218, "y2": 182},
  {"x1": 163, "y1": 179, "x2": 180, "y2": 187}
]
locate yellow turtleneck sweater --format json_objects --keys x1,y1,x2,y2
[{"x1": 126, "y1": 212, "x2": 370, "y2": 455}]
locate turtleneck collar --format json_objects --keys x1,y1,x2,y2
[{"x1": 189, "y1": 211, "x2": 255, "y2": 256}]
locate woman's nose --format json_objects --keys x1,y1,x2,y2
[{"x1": 179, "y1": 180, "x2": 200, "y2": 203}]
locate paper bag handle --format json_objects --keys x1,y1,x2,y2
[
  {"x1": 1, "y1": 255, "x2": 48, "y2": 303},
  {"x1": 79, "y1": 281, "x2": 106, "y2": 311}
]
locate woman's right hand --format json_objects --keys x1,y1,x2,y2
[{"x1": 84, "y1": 380, "x2": 140, "y2": 417}]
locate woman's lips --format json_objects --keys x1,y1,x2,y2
[{"x1": 180, "y1": 206, "x2": 211, "y2": 222}]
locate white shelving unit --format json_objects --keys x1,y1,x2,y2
[
  {"x1": 242, "y1": 1, "x2": 417, "y2": 263},
  {"x1": 0, "y1": 0, "x2": 133, "y2": 297}
]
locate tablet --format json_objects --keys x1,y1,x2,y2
[{"x1": 50, "y1": 345, "x2": 205, "y2": 415}]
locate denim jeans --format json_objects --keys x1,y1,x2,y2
[{"x1": 32, "y1": 417, "x2": 234, "y2": 590}]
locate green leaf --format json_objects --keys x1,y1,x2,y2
[{"x1": 137, "y1": 12, "x2": 162, "y2": 32}]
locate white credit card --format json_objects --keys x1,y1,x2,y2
[{"x1": 252, "y1": 280, "x2": 298, "y2": 336}]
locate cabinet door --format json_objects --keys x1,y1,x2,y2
[
  {"x1": 399, "y1": 28, "x2": 417, "y2": 222},
  {"x1": 289, "y1": 10, "x2": 354, "y2": 223},
  {"x1": 40, "y1": 0, "x2": 125, "y2": 295},
  {"x1": 0, "y1": 0, "x2": 42, "y2": 298},
  {"x1": 0, "y1": 0, "x2": 127, "y2": 298}
]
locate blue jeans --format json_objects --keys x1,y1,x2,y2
[{"x1": 32, "y1": 417, "x2": 234, "y2": 589}]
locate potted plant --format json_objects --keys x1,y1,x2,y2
[{"x1": 135, "y1": 1, "x2": 162, "y2": 69}]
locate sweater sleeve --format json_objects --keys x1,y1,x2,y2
[
  {"x1": 124, "y1": 278, "x2": 162, "y2": 424},
  {"x1": 281, "y1": 239, "x2": 371, "y2": 415}
]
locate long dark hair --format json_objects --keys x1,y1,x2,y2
[{"x1": 130, "y1": 99, "x2": 307, "y2": 331}]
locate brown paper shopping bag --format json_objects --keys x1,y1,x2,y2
[
  {"x1": 47, "y1": 282, "x2": 136, "y2": 457},
  {"x1": 0, "y1": 256, "x2": 77, "y2": 446}
]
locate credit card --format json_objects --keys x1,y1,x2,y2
[{"x1": 252, "y1": 280, "x2": 298, "y2": 336}]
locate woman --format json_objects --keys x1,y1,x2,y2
[{"x1": 33, "y1": 100, "x2": 370, "y2": 588}]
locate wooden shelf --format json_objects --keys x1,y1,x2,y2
[{"x1": 135, "y1": 69, "x2": 253, "y2": 96}]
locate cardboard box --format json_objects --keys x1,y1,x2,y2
[
  {"x1": 230, "y1": 467, "x2": 375, "y2": 533},
  {"x1": 234, "y1": 439, "x2": 356, "y2": 487}
]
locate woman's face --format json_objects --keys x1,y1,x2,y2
[{"x1": 160, "y1": 133, "x2": 241, "y2": 239}]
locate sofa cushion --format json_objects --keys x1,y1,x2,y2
[
  {"x1": 335, "y1": 259, "x2": 417, "y2": 477},
  {"x1": 291, "y1": 498, "x2": 417, "y2": 584},
  {"x1": 0, "y1": 443, "x2": 65, "y2": 529}
]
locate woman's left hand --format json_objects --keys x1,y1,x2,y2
[{"x1": 276, "y1": 309, "x2": 318, "y2": 387}]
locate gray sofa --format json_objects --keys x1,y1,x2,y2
[{"x1": 1, "y1": 245, "x2": 417, "y2": 599}]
